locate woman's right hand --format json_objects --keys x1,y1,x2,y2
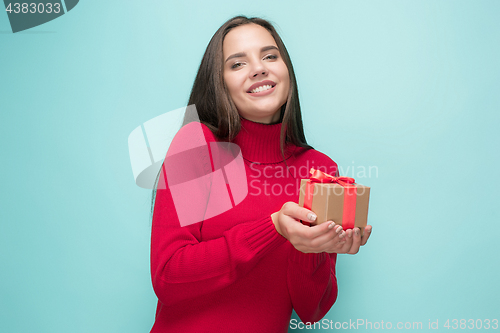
[{"x1": 271, "y1": 202, "x2": 347, "y2": 254}]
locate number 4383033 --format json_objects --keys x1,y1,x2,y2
[
  {"x1": 443, "y1": 319, "x2": 498, "y2": 330},
  {"x1": 5, "y1": 3, "x2": 61, "y2": 14}
]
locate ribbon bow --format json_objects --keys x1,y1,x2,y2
[
  {"x1": 303, "y1": 168, "x2": 357, "y2": 229},
  {"x1": 309, "y1": 168, "x2": 355, "y2": 186}
]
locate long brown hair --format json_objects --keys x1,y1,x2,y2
[{"x1": 184, "y1": 15, "x2": 313, "y2": 158}]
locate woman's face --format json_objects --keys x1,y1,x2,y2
[{"x1": 223, "y1": 24, "x2": 290, "y2": 124}]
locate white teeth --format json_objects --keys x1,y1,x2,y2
[{"x1": 250, "y1": 85, "x2": 273, "y2": 93}]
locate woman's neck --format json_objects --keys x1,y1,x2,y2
[
  {"x1": 232, "y1": 116, "x2": 295, "y2": 164},
  {"x1": 238, "y1": 110, "x2": 281, "y2": 125}
]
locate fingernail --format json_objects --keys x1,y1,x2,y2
[
  {"x1": 335, "y1": 227, "x2": 342, "y2": 234},
  {"x1": 307, "y1": 213, "x2": 317, "y2": 222},
  {"x1": 355, "y1": 229, "x2": 360, "y2": 236},
  {"x1": 328, "y1": 222, "x2": 335, "y2": 229},
  {"x1": 348, "y1": 231, "x2": 352, "y2": 238}
]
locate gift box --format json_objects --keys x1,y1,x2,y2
[{"x1": 298, "y1": 168, "x2": 370, "y2": 235}]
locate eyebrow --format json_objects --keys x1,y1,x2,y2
[{"x1": 225, "y1": 45, "x2": 279, "y2": 63}]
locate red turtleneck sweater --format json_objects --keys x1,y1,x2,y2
[{"x1": 150, "y1": 117, "x2": 339, "y2": 333}]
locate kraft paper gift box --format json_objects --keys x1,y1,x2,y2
[{"x1": 298, "y1": 168, "x2": 370, "y2": 235}]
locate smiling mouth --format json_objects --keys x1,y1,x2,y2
[{"x1": 248, "y1": 84, "x2": 275, "y2": 94}]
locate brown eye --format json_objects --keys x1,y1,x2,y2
[{"x1": 231, "y1": 62, "x2": 242, "y2": 69}]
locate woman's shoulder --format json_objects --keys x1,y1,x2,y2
[
  {"x1": 167, "y1": 121, "x2": 219, "y2": 157},
  {"x1": 162, "y1": 122, "x2": 218, "y2": 188},
  {"x1": 293, "y1": 146, "x2": 339, "y2": 176}
]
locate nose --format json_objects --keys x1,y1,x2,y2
[
  {"x1": 252, "y1": 70, "x2": 266, "y2": 77},
  {"x1": 250, "y1": 60, "x2": 268, "y2": 78}
]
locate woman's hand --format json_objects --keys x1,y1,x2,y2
[
  {"x1": 271, "y1": 202, "x2": 372, "y2": 254},
  {"x1": 334, "y1": 225, "x2": 372, "y2": 254}
]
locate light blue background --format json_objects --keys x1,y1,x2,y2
[{"x1": 1, "y1": 1, "x2": 499, "y2": 332}]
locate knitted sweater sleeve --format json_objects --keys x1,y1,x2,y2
[
  {"x1": 286, "y1": 156, "x2": 339, "y2": 324},
  {"x1": 287, "y1": 249, "x2": 338, "y2": 323},
  {"x1": 150, "y1": 122, "x2": 286, "y2": 307}
]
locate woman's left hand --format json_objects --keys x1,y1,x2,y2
[{"x1": 336, "y1": 225, "x2": 372, "y2": 254}]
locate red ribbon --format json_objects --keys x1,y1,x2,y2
[{"x1": 303, "y1": 168, "x2": 357, "y2": 229}]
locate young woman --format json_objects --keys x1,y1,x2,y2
[{"x1": 150, "y1": 16, "x2": 372, "y2": 333}]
